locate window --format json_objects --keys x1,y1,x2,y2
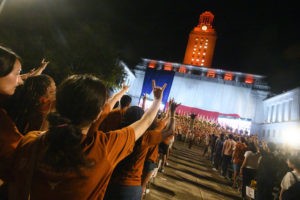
[
  {"x1": 245, "y1": 75, "x2": 254, "y2": 84},
  {"x1": 207, "y1": 71, "x2": 215, "y2": 78},
  {"x1": 191, "y1": 58, "x2": 194, "y2": 61},
  {"x1": 204, "y1": 46, "x2": 207, "y2": 48},
  {"x1": 164, "y1": 63, "x2": 173, "y2": 71},
  {"x1": 201, "y1": 63, "x2": 204, "y2": 66},
  {"x1": 224, "y1": 73, "x2": 233, "y2": 81},
  {"x1": 203, "y1": 53, "x2": 206, "y2": 55},
  {"x1": 179, "y1": 66, "x2": 186, "y2": 74},
  {"x1": 195, "y1": 38, "x2": 199, "y2": 41},
  {"x1": 193, "y1": 52, "x2": 195, "y2": 54},
  {"x1": 201, "y1": 59, "x2": 205, "y2": 62},
  {"x1": 193, "y1": 48, "x2": 196, "y2": 51},
  {"x1": 148, "y1": 61, "x2": 156, "y2": 68}
]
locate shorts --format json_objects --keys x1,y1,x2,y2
[
  {"x1": 233, "y1": 163, "x2": 241, "y2": 172},
  {"x1": 159, "y1": 143, "x2": 169, "y2": 155},
  {"x1": 144, "y1": 160, "x2": 157, "y2": 172}
]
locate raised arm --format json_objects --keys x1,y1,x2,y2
[
  {"x1": 21, "y1": 58, "x2": 50, "y2": 80},
  {"x1": 106, "y1": 82, "x2": 130, "y2": 111},
  {"x1": 130, "y1": 80, "x2": 166, "y2": 141},
  {"x1": 141, "y1": 93, "x2": 147, "y2": 110},
  {"x1": 161, "y1": 99, "x2": 180, "y2": 141}
]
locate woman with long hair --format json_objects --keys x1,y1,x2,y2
[
  {"x1": 4, "y1": 74, "x2": 56, "y2": 134},
  {"x1": 10, "y1": 75, "x2": 166, "y2": 200},
  {"x1": 0, "y1": 46, "x2": 23, "y2": 176},
  {"x1": 0, "y1": 46, "x2": 23, "y2": 198}
]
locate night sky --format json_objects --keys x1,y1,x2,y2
[{"x1": 2, "y1": 0, "x2": 300, "y2": 93}]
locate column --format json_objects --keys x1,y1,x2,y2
[{"x1": 282, "y1": 102, "x2": 285, "y2": 122}]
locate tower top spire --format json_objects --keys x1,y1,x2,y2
[{"x1": 199, "y1": 11, "x2": 214, "y2": 26}]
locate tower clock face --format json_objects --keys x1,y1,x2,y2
[{"x1": 202, "y1": 25, "x2": 207, "y2": 31}]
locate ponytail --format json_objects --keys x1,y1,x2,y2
[{"x1": 43, "y1": 112, "x2": 92, "y2": 172}]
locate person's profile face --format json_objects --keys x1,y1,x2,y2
[{"x1": 0, "y1": 59, "x2": 23, "y2": 95}]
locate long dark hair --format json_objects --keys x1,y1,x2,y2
[
  {"x1": 43, "y1": 74, "x2": 107, "y2": 172},
  {"x1": 0, "y1": 46, "x2": 21, "y2": 77},
  {"x1": 4, "y1": 75, "x2": 53, "y2": 133}
]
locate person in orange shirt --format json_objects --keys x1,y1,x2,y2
[
  {"x1": 4, "y1": 74, "x2": 56, "y2": 134},
  {"x1": 9, "y1": 75, "x2": 166, "y2": 200},
  {"x1": 99, "y1": 94, "x2": 131, "y2": 132},
  {"x1": 104, "y1": 100, "x2": 179, "y2": 200},
  {"x1": 0, "y1": 46, "x2": 24, "y2": 199},
  {"x1": 140, "y1": 115, "x2": 167, "y2": 196}
]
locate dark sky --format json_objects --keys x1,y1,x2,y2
[{"x1": 2, "y1": 0, "x2": 300, "y2": 93}]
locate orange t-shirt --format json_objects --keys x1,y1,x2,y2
[
  {"x1": 98, "y1": 108, "x2": 126, "y2": 132},
  {"x1": 145, "y1": 145, "x2": 159, "y2": 163},
  {"x1": 24, "y1": 96, "x2": 52, "y2": 134},
  {"x1": 163, "y1": 134, "x2": 174, "y2": 145},
  {"x1": 11, "y1": 127, "x2": 135, "y2": 200},
  {"x1": 145, "y1": 120, "x2": 166, "y2": 163},
  {"x1": 0, "y1": 108, "x2": 23, "y2": 180},
  {"x1": 112, "y1": 121, "x2": 164, "y2": 186},
  {"x1": 88, "y1": 103, "x2": 111, "y2": 134}
]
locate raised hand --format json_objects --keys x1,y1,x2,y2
[
  {"x1": 39, "y1": 58, "x2": 50, "y2": 71},
  {"x1": 122, "y1": 82, "x2": 130, "y2": 92},
  {"x1": 152, "y1": 80, "x2": 167, "y2": 100},
  {"x1": 170, "y1": 99, "x2": 181, "y2": 114}
]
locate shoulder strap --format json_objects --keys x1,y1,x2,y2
[{"x1": 291, "y1": 172, "x2": 299, "y2": 183}]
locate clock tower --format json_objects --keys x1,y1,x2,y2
[{"x1": 183, "y1": 11, "x2": 217, "y2": 68}]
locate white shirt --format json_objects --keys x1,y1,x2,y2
[{"x1": 281, "y1": 170, "x2": 300, "y2": 190}]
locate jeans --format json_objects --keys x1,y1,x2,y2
[
  {"x1": 104, "y1": 183, "x2": 143, "y2": 200},
  {"x1": 221, "y1": 155, "x2": 231, "y2": 176}
]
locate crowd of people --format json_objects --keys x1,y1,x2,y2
[
  {"x1": 1, "y1": 45, "x2": 300, "y2": 200},
  {"x1": 175, "y1": 114, "x2": 300, "y2": 200},
  {"x1": 0, "y1": 45, "x2": 180, "y2": 200}
]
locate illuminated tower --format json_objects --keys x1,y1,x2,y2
[{"x1": 183, "y1": 11, "x2": 217, "y2": 67}]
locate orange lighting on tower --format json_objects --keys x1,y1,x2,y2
[{"x1": 183, "y1": 11, "x2": 217, "y2": 68}]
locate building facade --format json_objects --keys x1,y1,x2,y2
[
  {"x1": 127, "y1": 58, "x2": 270, "y2": 134},
  {"x1": 259, "y1": 88, "x2": 300, "y2": 143}
]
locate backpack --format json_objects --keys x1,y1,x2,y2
[{"x1": 282, "y1": 172, "x2": 300, "y2": 200}]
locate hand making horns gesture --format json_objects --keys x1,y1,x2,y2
[{"x1": 152, "y1": 80, "x2": 167, "y2": 100}]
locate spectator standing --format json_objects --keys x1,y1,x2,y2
[
  {"x1": 240, "y1": 142, "x2": 260, "y2": 200},
  {"x1": 232, "y1": 137, "x2": 247, "y2": 188},
  {"x1": 221, "y1": 134, "x2": 236, "y2": 177}
]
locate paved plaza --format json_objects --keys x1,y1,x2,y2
[{"x1": 145, "y1": 141, "x2": 241, "y2": 200}]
